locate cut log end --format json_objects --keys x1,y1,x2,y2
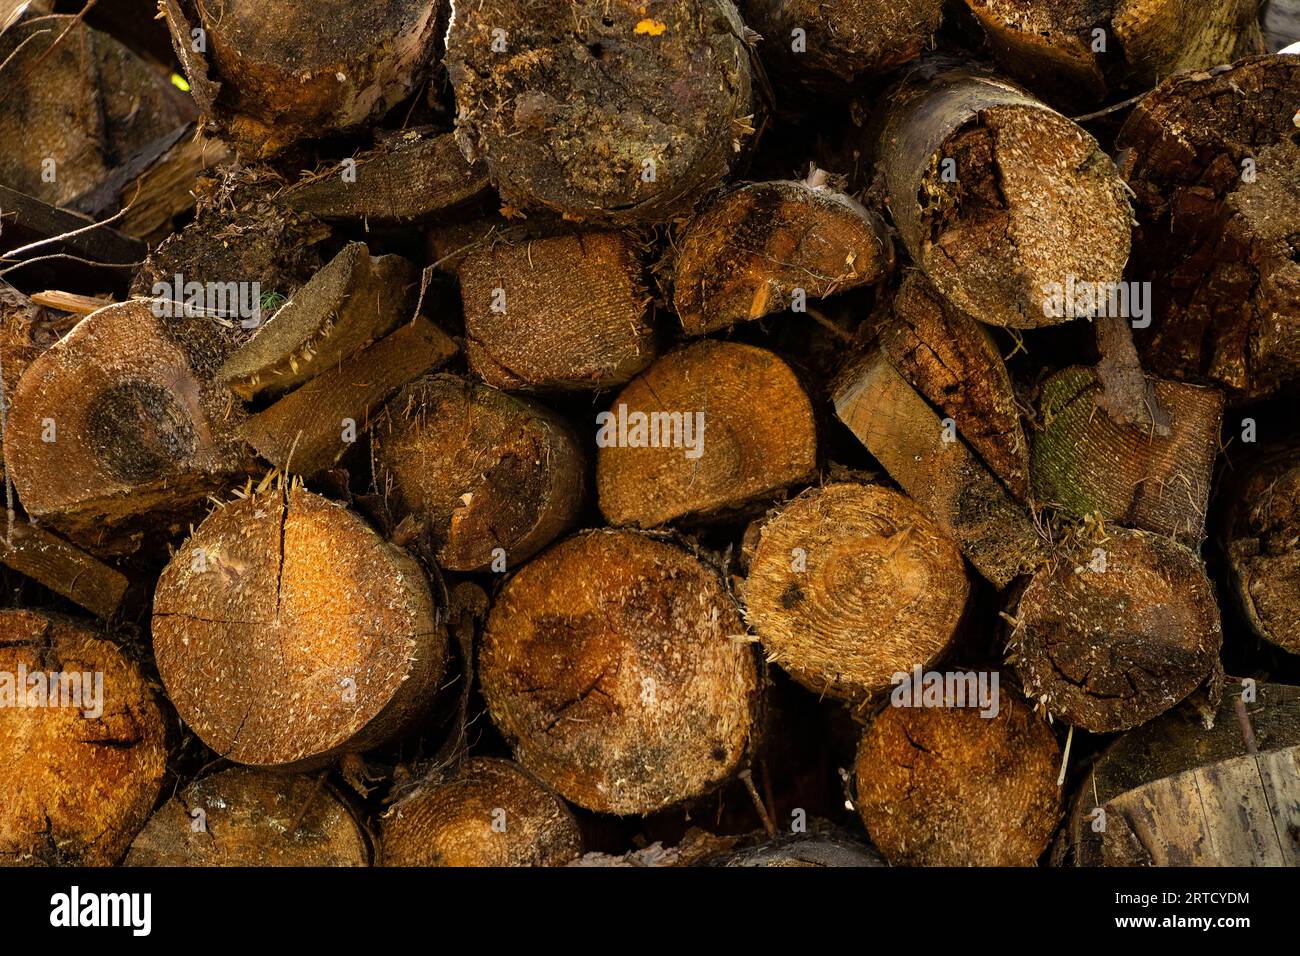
[{"x1": 479, "y1": 529, "x2": 759, "y2": 816}]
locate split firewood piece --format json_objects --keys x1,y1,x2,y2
[
  {"x1": 240, "y1": 318, "x2": 457, "y2": 477},
  {"x1": 160, "y1": 0, "x2": 440, "y2": 158},
  {"x1": 0, "y1": 609, "x2": 168, "y2": 866},
  {"x1": 458, "y1": 230, "x2": 656, "y2": 390},
  {"x1": 573, "y1": 828, "x2": 740, "y2": 867},
  {"x1": 962, "y1": 0, "x2": 1264, "y2": 105},
  {"x1": 597, "y1": 341, "x2": 817, "y2": 528},
  {"x1": 445, "y1": 0, "x2": 756, "y2": 224},
  {"x1": 1223, "y1": 444, "x2": 1300, "y2": 656},
  {"x1": 116, "y1": 132, "x2": 232, "y2": 245},
  {"x1": 1116, "y1": 55, "x2": 1300, "y2": 402},
  {"x1": 737, "y1": 0, "x2": 942, "y2": 88},
  {"x1": 878, "y1": 272, "x2": 1029, "y2": 500},
  {"x1": 710, "y1": 831, "x2": 887, "y2": 867},
  {"x1": 1091, "y1": 312, "x2": 1171, "y2": 433},
  {"x1": 151, "y1": 486, "x2": 448, "y2": 768},
  {"x1": 219, "y1": 242, "x2": 418, "y2": 400},
  {"x1": 874, "y1": 67, "x2": 1132, "y2": 329},
  {"x1": 2, "y1": 300, "x2": 252, "y2": 549},
  {"x1": 1031, "y1": 367, "x2": 1223, "y2": 545},
  {"x1": 371, "y1": 374, "x2": 586, "y2": 573},
  {"x1": 0, "y1": 520, "x2": 130, "y2": 620},
  {"x1": 125, "y1": 767, "x2": 372, "y2": 867},
  {"x1": 479, "y1": 529, "x2": 760, "y2": 815},
  {"x1": 854, "y1": 688, "x2": 1062, "y2": 866},
  {"x1": 281, "y1": 131, "x2": 492, "y2": 226},
  {"x1": 0, "y1": 9, "x2": 193, "y2": 209},
  {"x1": 381, "y1": 758, "x2": 583, "y2": 867},
  {"x1": 1007, "y1": 526, "x2": 1223, "y2": 733},
  {"x1": 743, "y1": 483, "x2": 970, "y2": 705},
  {"x1": 1085, "y1": 745, "x2": 1300, "y2": 866},
  {"x1": 0, "y1": 184, "x2": 147, "y2": 274},
  {"x1": 1059, "y1": 681, "x2": 1300, "y2": 865},
  {"x1": 672, "y1": 179, "x2": 892, "y2": 335},
  {"x1": 0, "y1": 281, "x2": 65, "y2": 396},
  {"x1": 834, "y1": 351, "x2": 1048, "y2": 589}
]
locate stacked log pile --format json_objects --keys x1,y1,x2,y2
[{"x1": 0, "y1": 0, "x2": 1298, "y2": 868}]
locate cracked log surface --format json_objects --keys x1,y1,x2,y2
[
  {"x1": 743, "y1": 482, "x2": 970, "y2": 706},
  {"x1": 381, "y1": 757, "x2": 582, "y2": 867},
  {"x1": 0, "y1": 609, "x2": 168, "y2": 866},
  {"x1": 479, "y1": 529, "x2": 759, "y2": 815},
  {"x1": 1007, "y1": 527, "x2": 1222, "y2": 733},
  {"x1": 151, "y1": 486, "x2": 447, "y2": 768},
  {"x1": 854, "y1": 689, "x2": 1062, "y2": 866},
  {"x1": 126, "y1": 767, "x2": 372, "y2": 866}
]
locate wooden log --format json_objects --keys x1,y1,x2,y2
[
  {"x1": 597, "y1": 340, "x2": 817, "y2": 528},
  {"x1": 0, "y1": 609, "x2": 168, "y2": 866},
  {"x1": 874, "y1": 66, "x2": 1133, "y2": 329},
  {"x1": 381, "y1": 757, "x2": 582, "y2": 867},
  {"x1": 834, "y1": 350, "x2": 1048, "y2": 589},
  {"x1": 1031, "y1": 366, "x2": 1223, "y2": 545},
  {"x1": 671, "y1": 179, "x2": 892, "y2": 336},
  {"x1": 125, "y1": 767, "x2": 372, "y2": 867},
  {"x1": 0, "y1": 10, "x2": 192, "y2": 209},
  {"x1": 371, "y1": 374, "x2": 586, "y2": 573},
  {"x1": 116, "y1": 131, "x2": 232, "y2": 245},
  {"x1": 161, "y1": 0, "x2": 441, "y2": 158},
  {"x1": 963, "y1": 0, "x2": 1265, "y2": 105},
  {"x1": 219, "y1": 242, "x2": 419, "y2": 400},
  {"x1": 1058, "y1": 681, "x2": 1300, "y2": 865},
  {"x1": 878, "y1": 272, "x2": 1029, "y2": 501},
  {"x1": 445, "y1": 0, "x2": 756, "y2": 224},
  {"x1": 1223, "y1": 444, "x2": 1300, "y2": 655},
  {"x1": 737, "y1": 0, "x2": 942, "y2": 88},
  {"x1": 2, "y1": 300, "x2": 252, "y2": 550},
  {"x1": 1007, "y1": 526, "x2": 1222, "y2": 733},
  {"x1": 239, "y1": 318, "x2": 457, "y2": 478},
  {"x1": 743, "y1": 483, "x2": 970, "y2": 705},
  {"x1": 0, "y1": 520, "x2": 129, "y2": 620},
  {"x1": 151, "y1": 486, "x2": 448, "y2": 768},
  {"x1": 1116, "y1": 55, "x2": 1300, "y2": 402},
  {"x1": 479, "y1": 528, "x2": 760, "y2": 815},
  {"x1": 458, "y1": 230, "x2": 656, "y2": 390},
  {"x1": 0, "y1": 185, "x2": 147, "y2": 278},
  {"x1": 1086, "y1": 745, "x2": 1300, "y2": 866},
  {"x1": 281, "y1": 131, "x2": 493, "y2": 227},
  {"x1": 854, "y1": 687, "x2": 1062, "y2": 866},
  {"x1": 709, "y1": 830, "x2": 887, "y2": 867}
]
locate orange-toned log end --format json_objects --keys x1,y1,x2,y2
[
  {"x1": 125, "y1": 767, "x2": 372, "y2": 866},
  {"x1": 743, "y1": 483, "x2": 970, "y2": 705},
  {"x1": 459, "y1": 231, "x2": 656, "y2": 390},
  {"x1": 151, "y1": 486, "x2": 447, "y2": 768},
  {"x1": 854, "y1": 689, "x2": 1062, "y2": 866},
  {"x1": 479, "y1": 529, "x2": 760, "y2": 815},
  {"x1": 673, "y1": 180, "x2": 891, "y2": 336},
  {"x1": 1008, "y1": 527, "x2": 1222, "y2": 733},
  {"x1": 597, "y1": 341, "x2": 817, "y2": 528},
  {"x1": 2, "y1": 300, "x2": 250, "y2": 547},
  {"x1": 381, "y1": 758, "x2": 582, "y2": 866},
  {"x1": 0, "y1": 609, "x2": 168, "y2": 866},
  {"x1": 372, "y1": 374, "x2": 587, "y2": 572}
]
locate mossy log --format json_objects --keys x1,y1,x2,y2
[{"x1": 479, "y1": 529, "x2": 759, "y2": 815}]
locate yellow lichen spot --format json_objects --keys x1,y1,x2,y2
[{"x1": 635, "y1": 18, "x2": 667, "y2": 36}]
